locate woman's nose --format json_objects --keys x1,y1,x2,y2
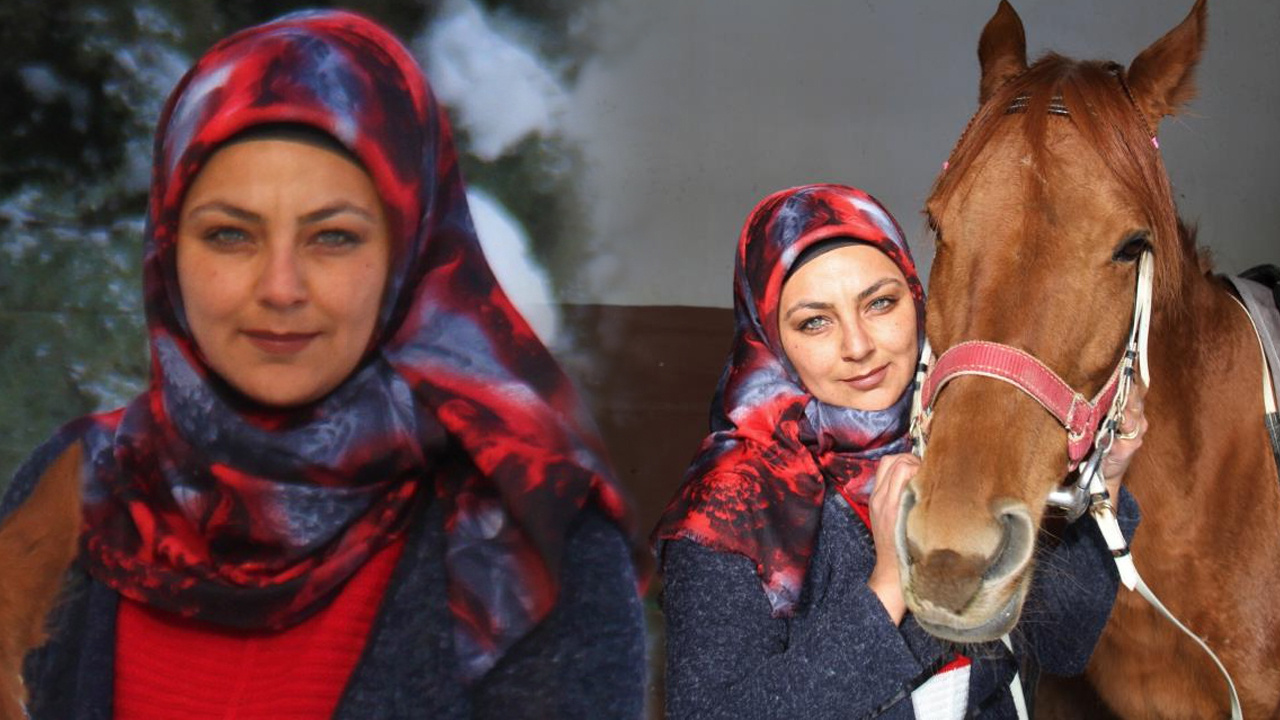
[
  {"x1": 256, "y1": 244, "x2": 307, "y2": 309},
  {"x1": 840, "y1": 319, "x2": 874, "y2": 361}
]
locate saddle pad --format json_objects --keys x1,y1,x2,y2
[{"x1": 1226, "y1": 272, "x2": 1280, "y2": 469}]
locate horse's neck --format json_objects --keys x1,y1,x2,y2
[
  {"x1": 1152, "y1": 271, "x2": 1250, "y2": 388},
  {"x1": 1142, "y1": 270, "x2": 1277, "y2": 502}
]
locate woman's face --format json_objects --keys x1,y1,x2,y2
[
  {"x1": 176, "y1": 138, "x2": 391, "y2": 407},
  {"x1": 777, "y1": 244, "x2": 918, "y2": 410}
]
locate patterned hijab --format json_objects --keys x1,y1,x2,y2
[
  {"x1": 66, "y1": 10, "x2": 634, "y2": 681},
  {"x1": 653, "y1": 184, "x2": 925, "y2": 615}
]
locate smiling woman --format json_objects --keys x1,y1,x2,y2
[{"x1": 778, "y1": 243, "x2": 919, "y2": 411}]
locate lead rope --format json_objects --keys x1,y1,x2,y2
[
  {"x1": 910, "y1": 253, "x2": 1242, "y2": 719},
  {"x1": 18, "y1": 675, "x2": 31, "y2": 720}
]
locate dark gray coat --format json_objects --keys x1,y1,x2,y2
[{"x1": 661, "y1": 490, "x2": 1139, "y2": 719}]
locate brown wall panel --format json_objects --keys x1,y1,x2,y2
[{"x1": 558, "y1": 304, "x2": 734, "y2": 535}]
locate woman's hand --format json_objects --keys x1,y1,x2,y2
[
  {"x1": 1100, "y1": 379, "x2": 1149, "y2": 499},
  {"x1": 867, "y1": 453, "x2": 919, "y2": 625}
]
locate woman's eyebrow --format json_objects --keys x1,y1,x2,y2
[
  {"x1": 783, "y1": 278, "x2": 905, "y2": 319},
  {"x1": 783, "y1": 300, "x2": 834, "y2": 321},
  {"x1": 299, "y1": 201, "x2": 377, "y2": 225},
  {"x1": 183, "y1": 200, "x2": 376, "y2": 225},
  {"x1": 857, "y1": 277, "x2": 904, "y2": 302},
  {"x1": 185, "y1": 201, "x2": 261, "y2": 223}
]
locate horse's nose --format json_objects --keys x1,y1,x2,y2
[{"x1": 905, "y1": 502, "x2": 1035, "y2": 613}]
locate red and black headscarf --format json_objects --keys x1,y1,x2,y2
[
  {"x1": 65, "y1": 9, "x2": 635, "y2": 681},
  {"x1": 653, "y1": 184, "x2": 925, "y2": 615}
]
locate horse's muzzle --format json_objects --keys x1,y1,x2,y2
[{"x1": 897, "y1": 489, "x2": 1037, "y2": 641}]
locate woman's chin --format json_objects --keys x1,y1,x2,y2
[
  {"x1": 222, "y1": 372, "x2": 339, "y2": 409},
  {"x1": 817, "y1": 384, "x2": 902, "y2": 411}
]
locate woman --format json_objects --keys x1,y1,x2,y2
[
  {"x1": 0, "y1": 10, "x2": 644, "y2": 719},
  {"x1": 653, "y1": 184, "x2": 1143, "y2": 718}
]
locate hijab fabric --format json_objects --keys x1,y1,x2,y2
[
  {"x1": 66, "y1": 10, "x2": 633, "y2": 682},
  {"x1": 653, "y1": 184, "x2": 925, "y2": 615}
]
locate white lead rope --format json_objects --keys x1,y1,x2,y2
[
  {"x1": 1089, "y1": 499, "x2": 1242, "y2": 719},
  {"x1": 999, "y1": 635, "x2": 1030, "y2": 720}
]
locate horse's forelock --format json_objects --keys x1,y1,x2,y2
[{"x1": 929, "y1": 54, "x2": 1191, "y2": 309}]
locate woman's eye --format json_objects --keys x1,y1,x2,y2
[
  {"x1": 868, "y1": 295, "x2": 899, "y2": 313},
  {"x1": 313, "y1": 229, "x2": 362, "y2": 249},
  {"x1": 202, "y1": 226, "x2": 250, "y2": 248},
  {"x1": 798, "y1": 316, "x2": 830, "y2": 333}
]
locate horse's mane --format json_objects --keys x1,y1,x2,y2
[{"x1": 928, "y1": 53, "x2": 1195, "y2": 307}]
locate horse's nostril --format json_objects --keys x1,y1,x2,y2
[
  {"x1": 984, "y1": 509, "x2": 1034, "y2": 584},
  {"x1": 897, "y1": 487, "x2": 918, "y2": 566},
  {"x1": 983, "y1": 529, "x2": 1010, "y2": 581}
]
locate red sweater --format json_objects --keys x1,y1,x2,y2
[{"x1": 114, "y1": 538, "x2": 405, "y2": 719}]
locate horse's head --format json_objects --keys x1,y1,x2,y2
[
  {"x1": 898, "y1": 0, "x2": 1205, "y2": 642},
  {"x1": 0, "y1": 443, "x2": 82, "y2": 720}
]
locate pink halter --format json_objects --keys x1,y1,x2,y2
[{"x1": 911, "y1": 252, "x2": 1152, "y2": 480}]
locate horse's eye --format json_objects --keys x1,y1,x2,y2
[
  {"x1": 929, "y1": 222, "x2": 946, "y2": 249},
  {"x1": 1112, "y1": 233, "x2": 1150, "y2": 263}
]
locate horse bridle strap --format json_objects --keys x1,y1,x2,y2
[{"x1": 921, "y1": 341, "x2": 1122, "y2": 467}]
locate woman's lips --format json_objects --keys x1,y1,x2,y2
[
  {"x1": 243, "y1": 330, "x2": 319, "y2": 355},
  {"x1": 843, "y1": 364, "x2": 889, "y2": 391}
]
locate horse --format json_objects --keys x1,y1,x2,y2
[
  {"x1": 898, "y1": 0, "x2": 1280, "y2": 716},
  {"x1": 0, "y1": 443, "x2": 81, "y2": 720}
]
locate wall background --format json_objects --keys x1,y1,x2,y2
[{"x1": 561, "y1": 0, "x2": 1280, "y2": 306}]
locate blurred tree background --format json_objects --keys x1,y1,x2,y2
[{"x1": 0, "y1": 0, "x2": 600, "y2": 489}]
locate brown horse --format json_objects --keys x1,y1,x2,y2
[
  {"x1": 899, "y1": 0, "x2": 1280, "y2": 717},
  {"x1": 0, "y1": 443, "x2": 81, "y2": 720}
]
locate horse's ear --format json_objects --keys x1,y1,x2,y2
[
  {"x1": 978, "y1": 0, "x2": 1027, "y2": 105},
  {"x1": 1126, "y1": 0, "x2": 1207, "y2": 130}
]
